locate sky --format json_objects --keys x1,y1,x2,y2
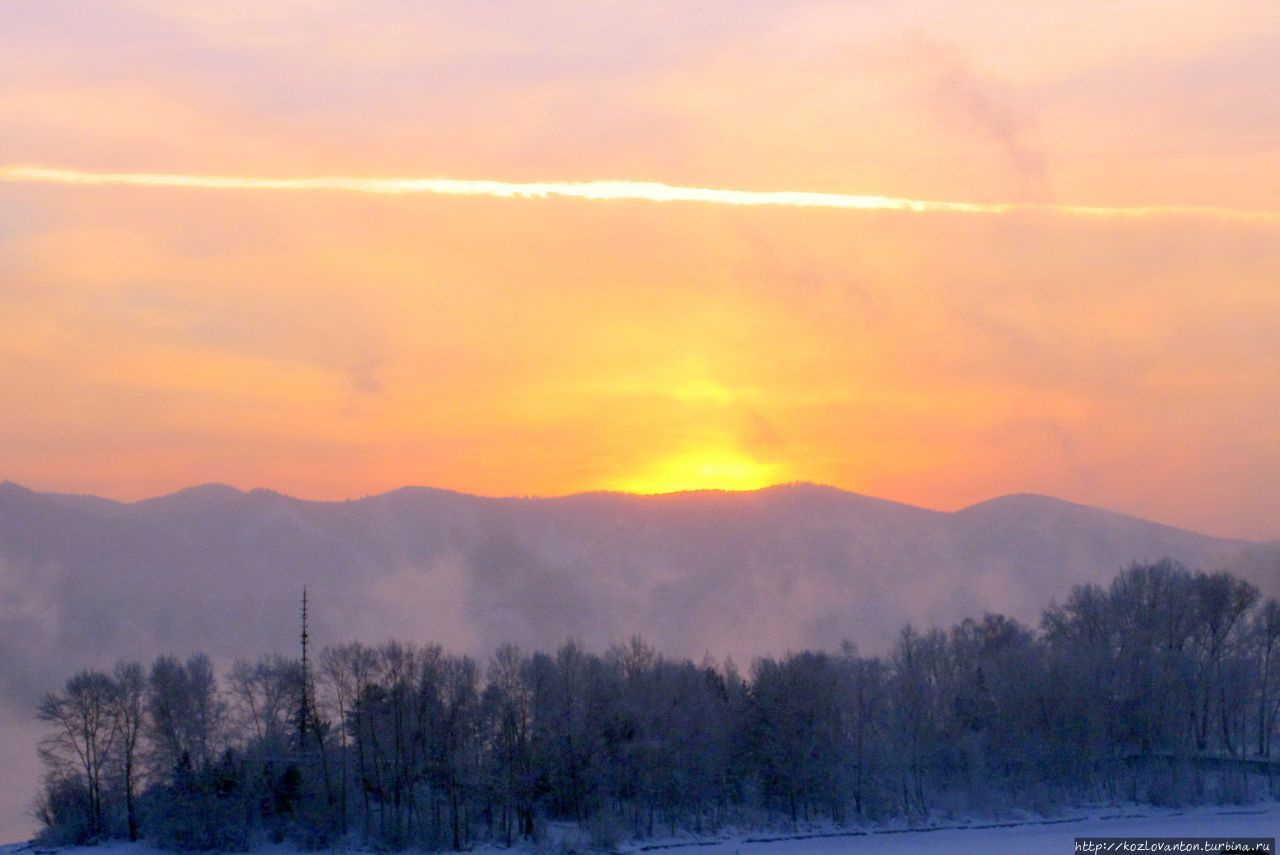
[{"x1": 1, "y1": 0, "x2": 1279, "y2": 539}]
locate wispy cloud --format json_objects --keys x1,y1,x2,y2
[{"x1": 4, "y1": 165, "x2": 1276, "y2": 221}]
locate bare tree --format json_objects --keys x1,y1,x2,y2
[
  {"x1": 1254, "y1": 599, "x2": 1280, "y2": 757},
  {"x1": 147, "y1": 653, "x2": 225, "y2": 779},
  {"x1": 111, "y1": 661, "x2": 146, "y2": 841},
  {"x1": 38, "y1": 670, "x2": 119, "y2": 839}
]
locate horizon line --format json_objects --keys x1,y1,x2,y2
[{"x1": 2, "y1": 478, "x2": 1265, "y2": 543}]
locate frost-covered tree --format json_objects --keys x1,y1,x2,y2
[
  {"x1": 111, "y1": 661, "x2": 146, "y2": 841},
  {"x1": 147, "y1": 654, "x2": 225, "y2": 778},
  {"x1": 31, "y1": 561, "x2": 1280, "y2": 850},
  {"x1": 37, "y1": 669, "x2": 119, "y2": 841}
]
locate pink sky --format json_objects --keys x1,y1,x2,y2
[{"x1": 1, "y1": 0, "x2": 1278, "y2": 538}]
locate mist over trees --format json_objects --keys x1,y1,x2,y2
[{"x1": 32, "y1": 560, "x2": 1280, "y2": 850}]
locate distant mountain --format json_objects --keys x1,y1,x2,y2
[
  {"x1": 1, "y1": 479, "x2": 1275, "y2": 705},
  {"x1": 2, "y1": 479, "x2": 1278, "y2": 840}
]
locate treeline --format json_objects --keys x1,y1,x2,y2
[{"x1": 34, "y1": 560, "x2": 1280, "y2": 850}]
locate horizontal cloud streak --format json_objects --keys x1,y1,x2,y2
[{"x1": 3, "y1": 165, "x2": 1276, "y2": 222}]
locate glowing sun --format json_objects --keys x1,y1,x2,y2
[{"x1": 615, "y1": 450, "x2": 782, "y2": 494}]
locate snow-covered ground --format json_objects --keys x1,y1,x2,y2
[
  {"x1": 3, "y1": 803, "x2": 1276, "y2": 855},
  {"x1": 618, "y1": 803, "x2": 1279, "y2": 853}
]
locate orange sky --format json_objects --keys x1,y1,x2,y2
[{"x1": 1, "y1": 1, "x2": 1278, "y2": 539}]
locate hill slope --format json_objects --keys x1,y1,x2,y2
[
  {"x1": 1, "y1": 480, "x2": 1277, "y2": 841},
  {"x1": 1, "y1": 480, "x2": 1274, "y2": 694}
]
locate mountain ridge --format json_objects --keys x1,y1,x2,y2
[
  {"x1": 2, "y1": 479, "x2": 1260, "y2": 544},
  {"x1": 1, "y1": 478, "x2": 1274, "y2": 684}
]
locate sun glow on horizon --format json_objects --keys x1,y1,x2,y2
[{"x1": 613, "y1": 450, "x2": 784, "y2": 495}]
